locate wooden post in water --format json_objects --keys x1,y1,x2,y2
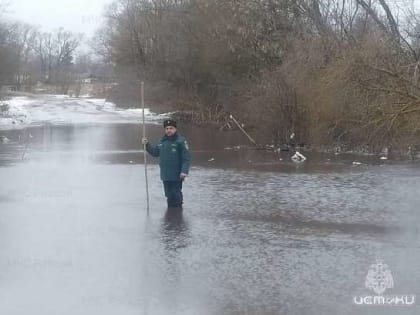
[
  {"x1": 141, "y1": 81, "x2": 150, "y2": 214},
  {"x1": 229, "y1": 114, "x2": 257, "y2": 145}
]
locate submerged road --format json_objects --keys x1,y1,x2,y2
[{"x1": 1, "y1": 98, "x2": 420, "y2": 314}]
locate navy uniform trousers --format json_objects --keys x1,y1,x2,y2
[{"x1": 163, "y1": 181, "x2": 183, "y2": 208}]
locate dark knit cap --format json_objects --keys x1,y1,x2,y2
[{"x1": 163, "y1": 119, "x2": 177, "y2": 128}]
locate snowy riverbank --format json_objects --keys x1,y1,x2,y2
[{"x1": 0, "y1": 95, "x2": 167, "y2": 130}]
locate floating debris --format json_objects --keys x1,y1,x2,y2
[
  {"x1": 291, "y1": 151, "x2": 306, "y2": 163},
  {"x1": 352, "y1": 161, "x2": 362, "y2": 165},
  {"x1": 334, "y1": 146, "x2": 341, "y2": 155},
  {"x1": 407, "y1": 145, "x2": 416, "y2": 159},
  {"x1": 208, "y1": 158, "x2": 215, "y2": 162},
  {"x1": 0, "y1": 136, "x2": 10, "y2": 143},
  {"x1": 379, "y1": 147, "x2": 389, "y2": 160}
]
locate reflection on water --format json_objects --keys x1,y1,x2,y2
[
  {"x1": 4, "y1": 123, "x2": 411, "y2": 170},
  {"x1": 161, "y1": 208, "x2": 189, "y2": 252},
  {"x1": 1, "y1": 123, "x2": 420, "y2": 315}
]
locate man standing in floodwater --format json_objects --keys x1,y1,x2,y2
[{"x1": 143, "y1": 119, "x2": 191, "y2": 208}]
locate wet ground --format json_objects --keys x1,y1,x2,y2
[{"x1": 1, "y1": 119, "x2": 420, "y2": 314}]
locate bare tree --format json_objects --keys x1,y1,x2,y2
[
  {"x1": 96, "y1": 0, "x2": 420, "y2": 150},
  {"x1": 6, "y1": 22, "x2": 37, "y2": 89},
  {"x1": 31, "y1": 28, "x2": 81, "y2": 92}
]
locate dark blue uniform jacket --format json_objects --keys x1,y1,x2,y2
[{"x1": 146, "y1": 133, "x2": 191, "y2": 181}]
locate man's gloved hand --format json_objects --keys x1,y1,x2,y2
[
  {"x1": 141, "y1": 137, "x2": 148, "y2": 145},
  {"x1": 180, "y1": 173, "x2": 188, "y2": 180}
]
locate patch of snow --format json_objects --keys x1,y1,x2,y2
[
  {"x1": 0, "y1": 95, "x2": 169, "y2": 130},
  {"x1": 0, "y1": 97, "x2": 33, "y2": 129}
]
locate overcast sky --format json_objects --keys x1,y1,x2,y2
[
  {"x1": 4, "y1": 0, "x2": 420, "y2": 37},
  {"x1": 5, "y1": 0, "x2": 113, "y2": 37}
]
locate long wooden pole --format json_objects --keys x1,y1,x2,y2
[
  {"x1": 141, "y1": 81, "x2": 150, "y2": 214},
  {"x1": 229, "y1": 114, "x2": 257, "y2": 145}
]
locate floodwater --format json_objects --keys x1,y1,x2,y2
[{"x1": 1, "y1": 121, "x2": 420, "y2": 314}]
